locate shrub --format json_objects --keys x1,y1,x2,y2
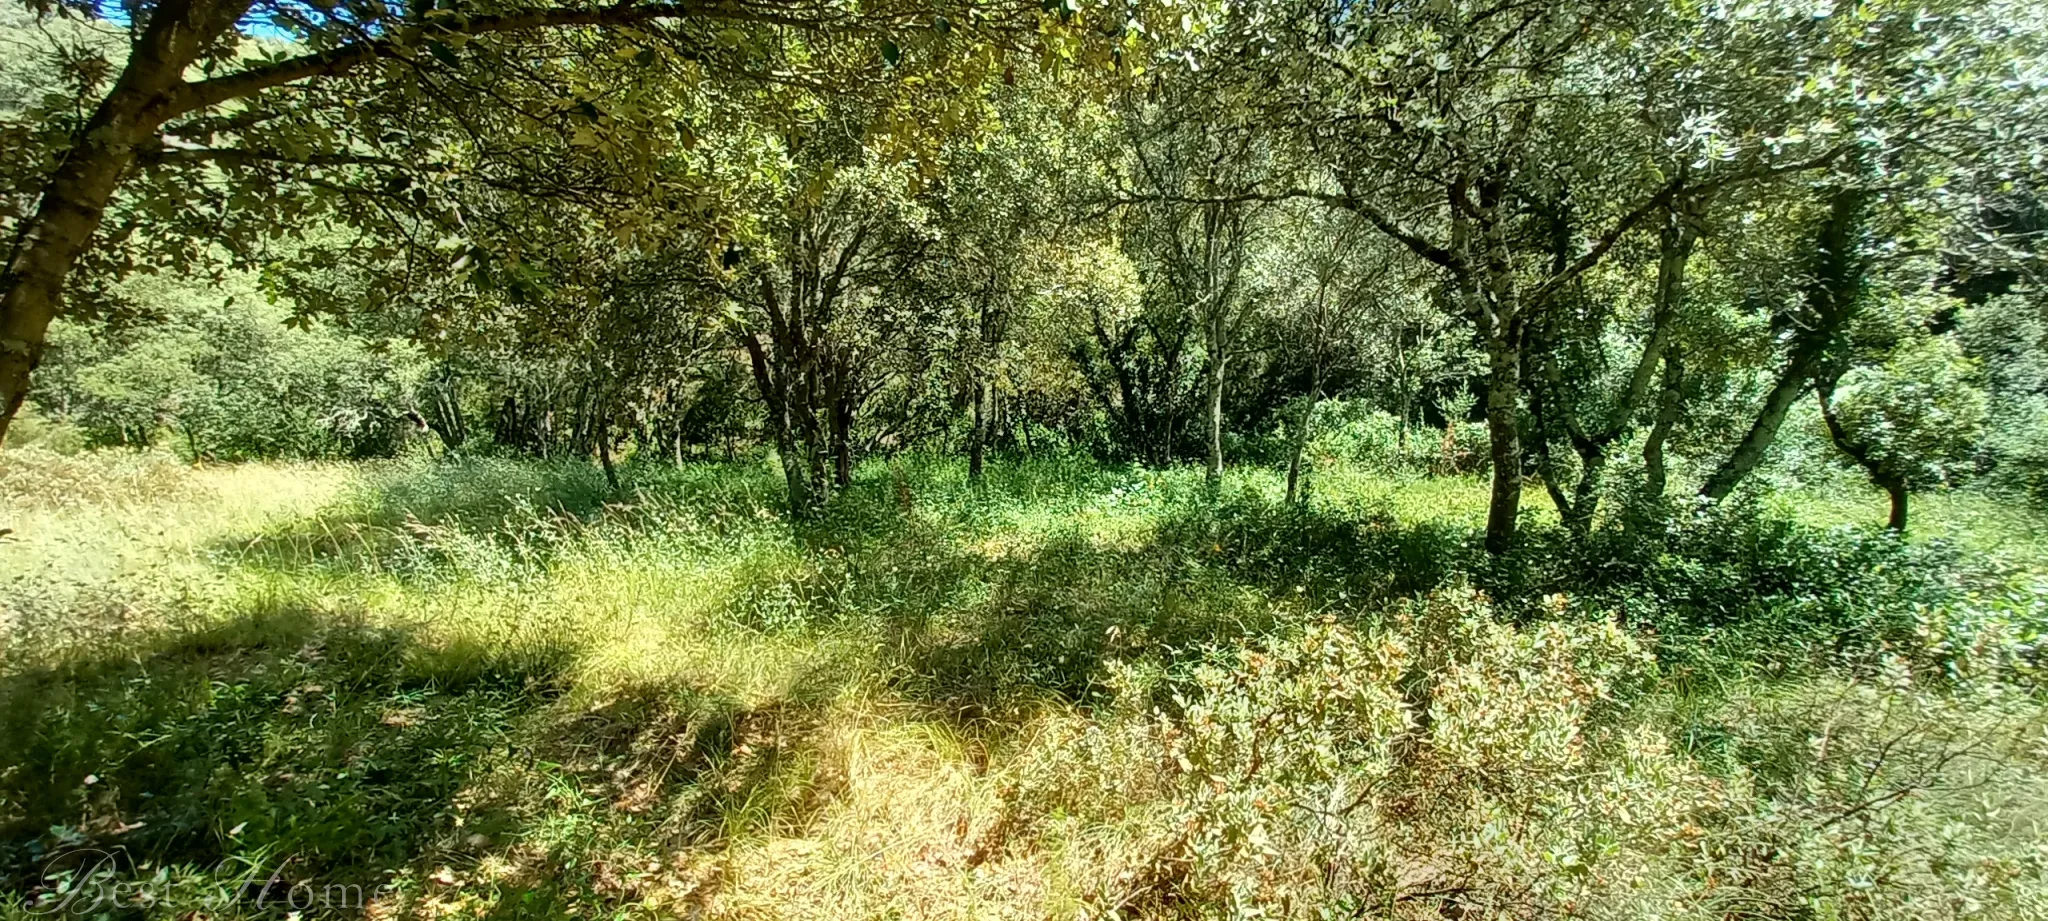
[
  {"x1": 1305, "y1": 402, "x2": 1456, "y2": 474},
  {"x1": 1981, "y1": 395, "x2": 2048, "y2": 504},
  {"x1": 1012, "y1": 589, "x2": 2048, "y2": 919},
  {"x1": 1017, "y1": 590, "x2": 1687, "y2": 917},
  {"x1": 1156, "y1": 491, "x2": 1473, "y2": 607},
  {"x1": 0, "y1": 411, "x2": 86, "y2": 454},
  {"x1": 35, "y1": 276, "x2": 427, "y2": 461},
  {"x1": 1538, "y1": 495, "x2": 1972, "y2": 673},
  {"x1": 1960, "y1": 293, "x2": 2048, "y2": 506}
]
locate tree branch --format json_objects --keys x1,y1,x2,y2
[{"x1": 163, "y1": 1, "x2": 818, "y2": 116}]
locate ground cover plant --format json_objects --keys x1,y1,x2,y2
[{"x1": 3, "y1": 448, "x2": 2046, "y2": 919}]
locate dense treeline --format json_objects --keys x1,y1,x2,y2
[{"x1": 4, "y1": 0, "x2": 2047, "y2": 547}]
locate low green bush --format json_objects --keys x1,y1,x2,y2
[{"x1": 1014, "y1": 589, "x2": 2048, "y2": 919}]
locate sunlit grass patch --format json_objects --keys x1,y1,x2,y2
[
  {"x1": 0, "y1": 450, "x2": 357, "y2": 669},
  {"x1": 1773, "y1": 483, "x2": 2048, "y2": 565}
]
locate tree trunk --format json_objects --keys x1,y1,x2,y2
[
  {"x1": 1481, "y1": 334, "x2": 1523, "y2": 555},
  {"x1": 802, "y1": 399, "x2": 832, "y2": 510},
  {"x1": 1205, "y1": 348, "x2": 1225, "y2": 488},
  {"x1": 1394, "y1": 331, "x2": 1411, "y2": 455},
  {"x1": 1815, "y1": 377, "x2": 1910, "y2": 534},
  {"x1": 1285, "y1": 391, "x2": 1320, "y2": 504},
  {"x1": 596, "y1": 429, "x2": 619, "y2": 491},
  {"x1": 1702, "y1": 188, "x2": 1868, "y2": 501},
  {"x1": 424, "y1": 375, "x2": 467, "y2": 451},
  {"x1": 969, "y1": 378, "x2": 989, "y2": 483},
  {"x1": 786, "y1": 401, "x2": 830, "y2": 515},
  {"x1": 1700, "y1": 360, "x2": 1813, "y2": 500},
  {"x1": 1531, "y1": 198, "x2": 1696, "y2": 532},
  {"x1": 830, "y1": 386, "x2": 852, "y2": 489},
  {"x1": 0, "y1": 0, "x2": 253, "y2": 443},
  {"x1": 739, "y1": 322, "x2": 823, "y2": 518},
  {"x1": 778, "y1": 431, "x2": 816, "y2": 514},
  {"x1": 1566, "y1": 450, "x2": 1605, "y2": 534},
  {"x1": 1529, "y1": 378, "x2": 1571, "y2": 519},
  {"x1": 1641, "y1": 348, "x2": 1683, "y2": 502}
]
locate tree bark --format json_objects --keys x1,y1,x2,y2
[
  {"x1": 1530, "y1": 197, "x2": 1696, "y2": 533},
  {"x1": 826, "y1": 351, "x2": 853, "y2": 489},
  {"x1": 1815, "y1": 377, "x2": 1909, "y2": 533},
  {"x1": 1205, "y1": 344, "x2": 1225, "y2": 488},
  {"x1": 1481, "y1": 331, "x2": 1523, "y2": 555},
  {"x1": 738, "y1": 320, "x2": 819, "y2": 517},
  {"x1": 424, "y1": 373, "x2": 467, "y2": 451},
  {"x1": 1698, "y1": 351, "x2": 1819, "y2": 500},
  {"x1": 831, "y1": 396, "x2": 852, "y2": 489},
  {"x1": 1284, "y1": 391, "x2": 1320, "y2": 505},
  {"x1": 968, "y1": 279, "x2": 1002, "y2": 484},
  {"x1": 1394, "y1": 331, "x2": 1412, "y2": 456},
  {"x1": 1641, "y1": 348, "x2": 1683, "y2": 501},
  {"x1": 596, "y1": 428, "x2": 619, "y2": 491},
  {"x1": 969, "y1": 378, "x2": 989, "y2": 483}
]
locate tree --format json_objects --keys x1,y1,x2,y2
[
  {"x1": 1113, "y1": 86, "x2": 1270, "y2": 486},
  {"x1": 1961, "y1": 291, "x2": 2048, "y2": 503},
  {"x1": 1818, "y1": 334, "x2": 1987, "y2": 530},
  {"x1": 36, "y1": 271, "x2": 425, "y2": 458},
  {"x1": 1229, "y1": 0, "x2": 1775, "y2": 552},
  {"x1": 0, "y1": 0, "x2": 1095, "y2": 445},
  {"x1": 1700, "y1": 186, "x2": 1873, "y2": 500},
  {"x1": 1258, "y1": 205, "x2": 1407, "y2": 503},
  {"x1": 1687, "y1": 0, "x2": 2048, "y2": 501},
  {"x1": 729, "y1": 148, "x2": 939, "y2": 514},
  {"x1": 918, "y1": 81, "x2": 1078, "y2": 482}
]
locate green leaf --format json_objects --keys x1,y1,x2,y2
[{"x1": 425, "y1": 40, "x2": 460, "y2": 69}]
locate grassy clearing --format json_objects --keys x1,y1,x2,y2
[{"x1": 3, "y1": 449, "x2": 2046, "y2": 919}]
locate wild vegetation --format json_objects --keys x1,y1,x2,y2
[
  {"x1": 4, "y1": 0, "x2": 2048, "y2": 917},
  {"x1": 4, "y1": 450, "x2": 2047, "y2": 919}
]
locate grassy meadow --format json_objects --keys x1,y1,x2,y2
[{"x1": 3, "y1": 448, "x2": 2047, "y2": 919}]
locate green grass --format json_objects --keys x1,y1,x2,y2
[
  {"x1": 1769, "y1": 483, "x2": 2048, "y2": 564},
  {"x1": 3, "y1": 447, "x2": 2046, "y2": 919}
]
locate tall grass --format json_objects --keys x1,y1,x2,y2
[{"x1": 3, "y1": 449, "x2": 2045, "y2": 919}]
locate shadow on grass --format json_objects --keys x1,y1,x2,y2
[
  {"x1": 11, "y1": 452, "x2": 2001, "y2": 918},
  {"x1": 887, "y1": 529, "x2": 1278, "y2": 722},
  {"x1": 1153, "y1": 493, "x2": 1482, "y2": 607},
  {"x1": 0, "y1": 595, "x2": 822, "y2": 918},
  {"x1": 748, "y1": 478, "x2": 1493, "y2": 723}
]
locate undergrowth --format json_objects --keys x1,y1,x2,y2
[{"x1": 2, "y1": 450, "x2": 2045, "y2": 919}]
